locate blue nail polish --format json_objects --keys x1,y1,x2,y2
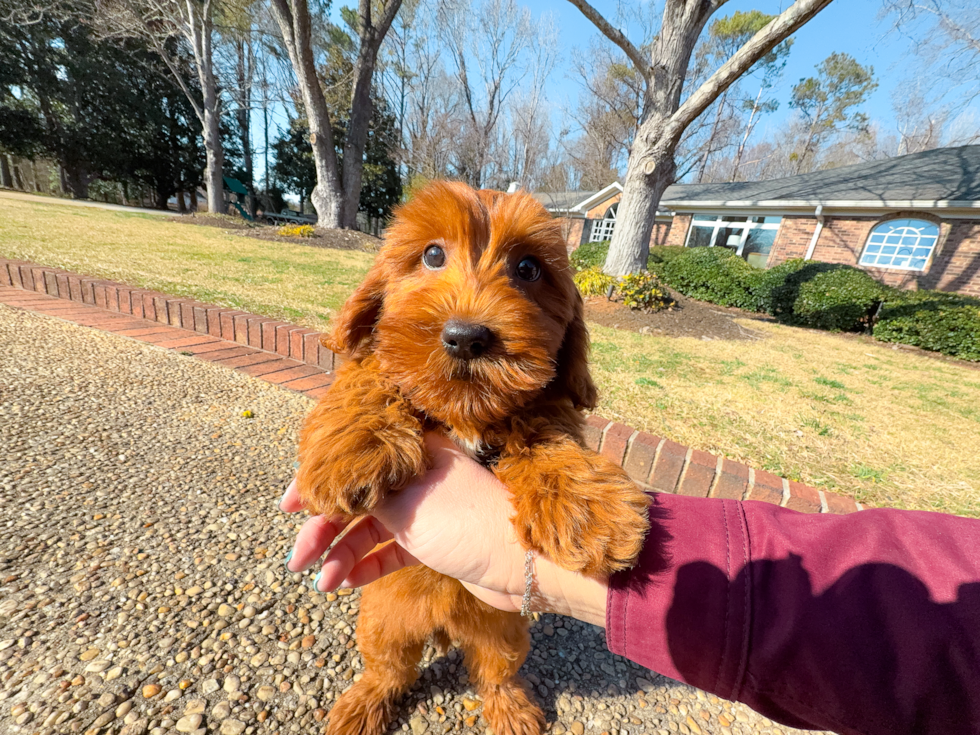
[
  {"x1": 284, "y1": 550, "x2": 294, "y2": 572},
  {"x1": 311, "y1": 571, "x2": 322, "y2": 592}
]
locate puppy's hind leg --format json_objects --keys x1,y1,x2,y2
[
  {"x1": 327, "y1": 573, "x2": 428, "y2": 735},
  {"x1": 452, "y1": 609, "x2": 545, "y2": 735}
]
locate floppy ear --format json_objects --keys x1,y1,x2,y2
[
  {"x1": 552, "y1": 292, "x2": 598, "y2": 410},
  {"x1": 325, "y1": 263, "x2": 387, "y2": 359}
]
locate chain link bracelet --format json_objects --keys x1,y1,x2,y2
[{"x1": 520, "y1": 549, "x2": 535, "y2": 617}]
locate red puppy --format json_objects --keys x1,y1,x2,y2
[{"x1": 297, "y1": 181, "x2": 651, "y2": 735}]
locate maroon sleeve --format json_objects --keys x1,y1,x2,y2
[{"x1": 606, "y1": 494, "x2": 980, "y2": 735}]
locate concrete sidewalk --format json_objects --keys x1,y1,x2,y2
[{"x1": 0, "y1": 189, "x2": 177, "y2": 216}]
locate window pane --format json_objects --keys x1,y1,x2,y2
[
  {"x1": 743, "y1": 229, "x2": 776, "y2": 268},
  {"x1": 721, "y1": 215, "x2": 747, "y2": 222},
  {"x1": 687, "y1": 226, "x2": 713, "y2": 247},
  {"x1": 716, "y1": 227, "x2": 743, "y2": 251},
  {"x1": 693, "y1": 214, "x2": 716, "y2": 222}
]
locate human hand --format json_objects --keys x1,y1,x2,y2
[{"x1": 280, "y1": 434, "x2": 608, "y2": 626}]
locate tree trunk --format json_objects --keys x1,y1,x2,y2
[
  {"x1": 269, "y1": 0, "x2": 344, "y2": 228},
  {"x1": 235, "y1": 37, "x2": 256, "y2": 217},
  {"x1": 695, "y1": 94, "x2": 727, "y2": 184},
  {"x1": 731, "y1": 88, "x2": 763, "y2": 181},
  {"x1": 569, "y1": 0, "x2": 835, "y2": 275},
  {"x1": 604, "y1": 140, "x2": 675, "y2": 276},
  {"x1": 0, "y1": 155, "x2": 12, "y2": 189},
  {"x1": 200, "y1": 36, "x2": 225, "y2": 215},
  {"x1": 340, "y1": 39, "x2": 381, "y2": 228}
]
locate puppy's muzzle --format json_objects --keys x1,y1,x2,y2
[{"x1": 442, "y1": 320, "x2": 494, "y2": 361}]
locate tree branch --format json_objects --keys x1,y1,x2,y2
[
  {"x1": 564, "y1": 0, "x2": 651, "y2": 81},
  {"x1": 669, "y1": 0, "x2": 833, "y2": 137}
]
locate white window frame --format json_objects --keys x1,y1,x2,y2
[
  {"x1": 684, "y1": 213, "x2": 782, "y2": 258},
  {"x1": 859, "y1": 219, "x2": 939, "y2": 272},
  {"x1": 589, "y1": 203, "x2": 618, "y2": 242}
]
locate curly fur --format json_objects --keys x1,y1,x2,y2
[{"x1": 297, "y1": 181, "x2": 652, "y2": 735}]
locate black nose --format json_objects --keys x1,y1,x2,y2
[{"x1": 442, "y1": 320, "x2": 494, "y2": 360}]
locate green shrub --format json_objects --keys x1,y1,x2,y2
[
  {"x1": 647, "y1": 246, "x2": 687, "y2": 269},
  {"x1": 660, "y1": 247, "x2": 761, "y2": 309},
  {"x1": 569, "y1": 241, "x2": 686, "y2": 273},
  {"x1": 570, "y1": 240, "x2": 609, "y2": 271},
  {"x1": 617, "y1": 271, "x2": 675, "y2": 311},
  {"x1": 790, "y1": 267, "x2": 891, "y2": 332},
  {"x1": 874, "y1": 290, "x2": 980, "y2": 361},
  {"x1": 573, "y1": 266, "x2": 617, "y2": 297},
  {"x1": 748, "y1": 258, "x2": 811, "y2": 314}
]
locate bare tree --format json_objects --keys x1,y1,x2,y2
[
  {"x1": 96, "y1": 0, "x2": 226, "y2": 214},
  {"x1": 269, "y1": 0, "x2": 401, "y2": 228},
  {"x1": 437, "y1": 0, "x2": 533, "y2": 188},
  {"x1": 566, "y1": 0, "x2": 834, "y2": 275},
  {"x1": 883, "y1": 0, "x2": 980, "y2": 105}
]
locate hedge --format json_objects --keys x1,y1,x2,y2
[
  {"x1": 659, "y1": 246, "x2": 762, "y2": 309},
  {"x1": 568, "y1": 241, "x2": 686, "y2": 273},
  {"x1": 789, "y1": 267, "x2": 890, "y2": 332},
  {"x1": 568, "y1": 241, "x2": 978, "y2": 360},
  {"x1": 874, "y1": 291, "x2": 980, "y2": 361}
]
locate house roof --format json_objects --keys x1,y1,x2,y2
[
  {"x1": 533, "y1": 183, "x2": 624, "y2": 215},
  {"x1": 662, "y1": 145, "x2": 980, "y2": 211},
  {"x1": 532, "y1": 190, "x2": 597, "y2": 212}
]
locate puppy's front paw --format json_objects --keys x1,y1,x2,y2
[
  {"x1": 299, "y1": 431, "x2": 427, "y2": 516},
  {"x1": 498, "y1": 442, "x2": 651, "y2": 577},
  {"x1": 298, "y1": 392, "x2": 427, "y2": 516}
]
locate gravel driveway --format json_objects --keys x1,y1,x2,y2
[{"x1": 0, "y1": 303, "x2": 829, "y2": 735}]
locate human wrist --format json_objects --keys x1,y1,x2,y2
[{"x1": 532, "y1": 555, "x2": 608, "y2": 628}]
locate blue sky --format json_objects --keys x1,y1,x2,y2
[
  {"x1": 533, "y1": 0, "x2": 946, "y2": 138},
  {"x1": 270, "y1": 0, "x2": 976, "y2": 195}
]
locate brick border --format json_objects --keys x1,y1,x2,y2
[{"x1": 0, "y1": 258, "x2": 862, "y2": 514}]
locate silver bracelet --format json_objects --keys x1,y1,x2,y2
[{"x1": 520, "y1": 549, "x2": 534, "y2": 617}]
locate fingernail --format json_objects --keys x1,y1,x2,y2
[
  {"x1": 293, "y1": 460, "x2": 300, "y2": 470},
  {"x1": 283, "y1": 550, "x2": 294, "y2": 572},
  {"x1": 310, "y1": 571, "x2": 322, "y2": 593},
  {"x1": 277, "y1": 487, "x2": 289, "y2": 511}
]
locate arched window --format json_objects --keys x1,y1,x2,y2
[
  {"x1": 859, "y1": 219, "x2": 939, "y2": 271},
  {"x1": 589, "y1": 203, "x2": 618, "y2": 243}
]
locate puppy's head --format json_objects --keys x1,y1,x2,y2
[{"x1": 328, "y1": 181, "x2": 596, "y2": 432}]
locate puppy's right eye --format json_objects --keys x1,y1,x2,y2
[{"x1": 423, "y1": 245, "x2": 446, "y2": 270}]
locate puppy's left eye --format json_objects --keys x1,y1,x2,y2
[
  {"x1": 423, "y1": 245, "x2": 446, "y2": 270},
  {"x1": 516, "y1": 256, "x2": 541, "y2": 282}
]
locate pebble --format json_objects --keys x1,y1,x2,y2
[
  {"x1": 183, "y1": 700, "x2": 207, "y2": 716},
  {"x1": 141, "y1": 684, "x2": 162, "y2": 699},
  {"x1": 220, "y1": 720, "x2": 246, "y2": 735},
  {"x1": 176, "y1": 713, "x2": 203, "y2": 732}
]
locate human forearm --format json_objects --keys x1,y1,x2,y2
[{"x1": 606, "y1": 493, "x2": 980, "y2": 735}]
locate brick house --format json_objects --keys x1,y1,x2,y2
[
  {"x1": 543, "y1": 146, "x2": 980, "y2": 297},
  {"x1": 534, "y1": 183, "x2": 674, "y2": 253}
]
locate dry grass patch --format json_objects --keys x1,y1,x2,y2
[
  {"x1": 0, "y1": 197, "x2": 373, "y2": 331},
  {"x1": 589, "y1": 320, "x2": 980, "y2": 517}
]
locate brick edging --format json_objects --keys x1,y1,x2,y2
[
  {"x1": 0, "y1": 258, "x2": 338, "y2": 370},
  {"x1": 0, "y1": 258, "x2": 862, "y2": 515}
]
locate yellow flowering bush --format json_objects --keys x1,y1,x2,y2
[
  {"x1": 617, "y1": 271, "x2": 675, "y2": 311},
  {"x1": 573, "y1": 266, "x2": 617, "y2": 297},
  {"x1": 277, "y1": 224, "x2": 316, "y2": 238}
]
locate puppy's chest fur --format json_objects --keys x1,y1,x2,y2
[{"x1": 449, "y1": 432, "x2": 501, "y2": 469}]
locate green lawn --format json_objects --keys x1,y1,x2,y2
[
  {"x1": 0, "y1": 196, "x2": 373, "y2": 331},
  {"x1": 3, "y1": 196, "x2": 978, "y2": 516}
]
